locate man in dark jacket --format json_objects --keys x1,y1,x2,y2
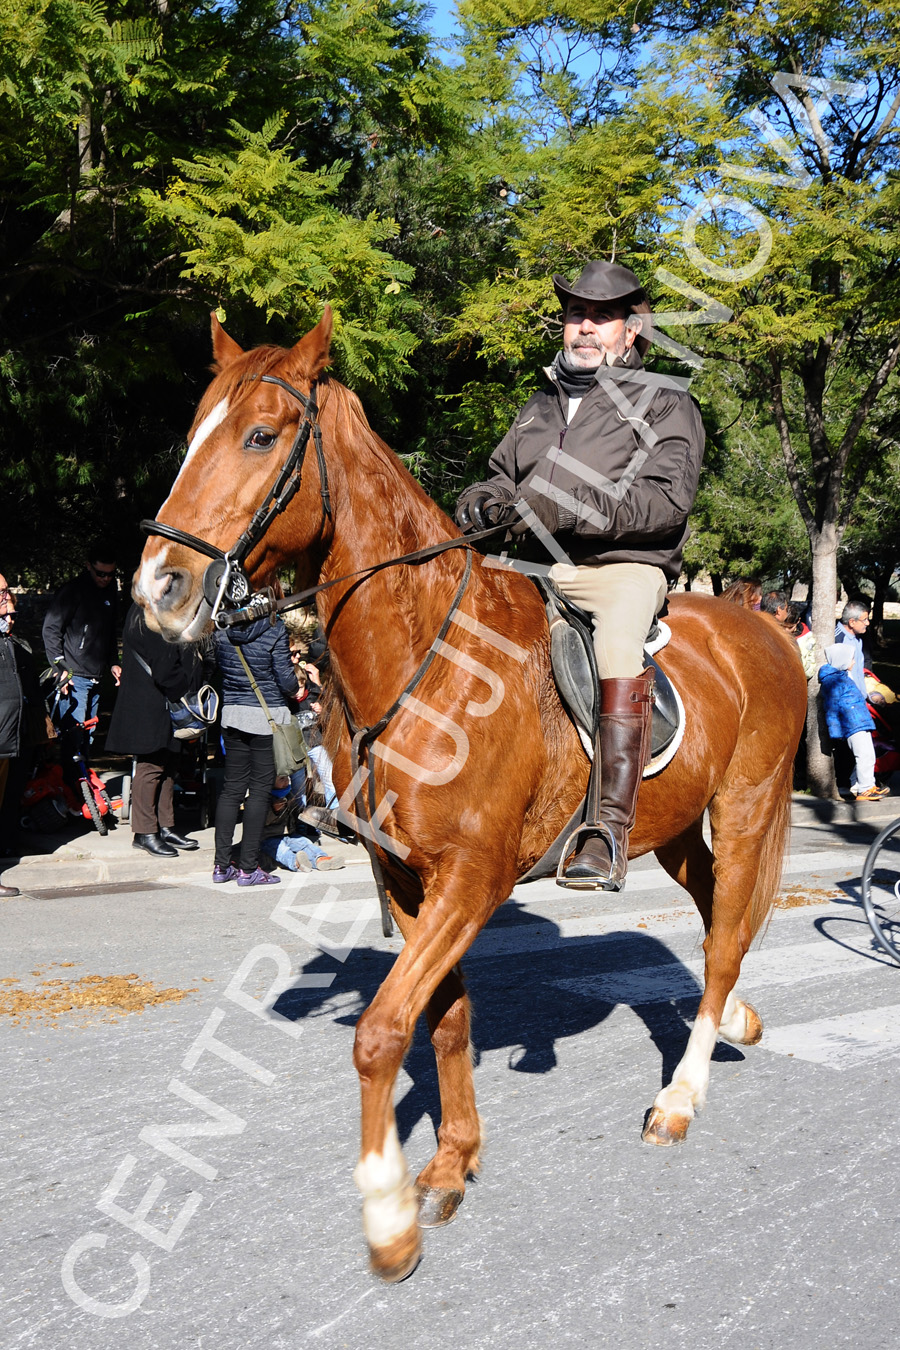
[
  {"x1": 0, "y1": 572, "x2": 43, "y2": 895},
  {"x1": 456, "y1": 261, "x2": 706, "y2": 891},
  {"x1": 106, "y1": 605, "x2": 209, "y2": 856},
  {"x1": 41, "y1": 545, "x2": 122, "y2": 743}
]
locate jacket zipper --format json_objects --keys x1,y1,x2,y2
[{"x1": 547, "y1": 427, "x2": 567, "y2": 486}]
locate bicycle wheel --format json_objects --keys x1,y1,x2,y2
[
  {"x1": 861, "y1": 815, "x2": 900, "y2": 963},
  {"x1": 81, "y1": 778, "x2": 108, "y2": 836}
]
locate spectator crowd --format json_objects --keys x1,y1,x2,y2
[
  {"x1": 0, "y1": 545, "x2": 344, "y2": 895},
  {"x1": 2, "y1": 550, "x2": 899, "y2": 898}
]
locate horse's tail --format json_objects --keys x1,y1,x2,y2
[{"x1": 747, "y1": 763, "x2": 793, "y2": 940}]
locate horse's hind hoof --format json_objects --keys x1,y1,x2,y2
[
  {"x1": 368, "y1": 1225, "x2": 422, "y2": 1283},
  {"x1": 642, "y1": 1106, "x2": 691, "y2": 1146},
  {"x1": 416, "y1": 1185, "x2": 463, "y2": 1228}
]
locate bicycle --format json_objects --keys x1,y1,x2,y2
[
  {"x1": 43, "y1": 669, "x2": 116, "y2": 835},
  {"x1": 861, "y1": 814, "x2": 900, "y2": 963}
]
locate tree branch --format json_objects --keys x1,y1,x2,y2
[
  {"x1": 856, "y1": 85, "x2": 900, "y2": 176},
  {"x1": 836, "y1": 332, "x2": 900, "y2": 472},
  {"x1": 770, "y1": 358, "x2": 815, "y2": 532}
]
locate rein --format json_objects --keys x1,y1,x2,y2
[{"x1": 140, "y1": 371, "x2": 507, "y2": 936}]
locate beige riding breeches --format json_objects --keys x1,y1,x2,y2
[{"x1": 548, "y1": 561, "x2": 668, "y2": 680}]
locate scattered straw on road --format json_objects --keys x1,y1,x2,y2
[{"x1": 0, "y1": 963, "x2": 197, "y2": 1025}]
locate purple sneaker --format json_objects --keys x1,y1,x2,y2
[
  {"x1": 236, "y1": 866, "x2": 281, "y2": 887},
  {"x1": 212, "y1": 864, "x2": 238, "y2": 884}
]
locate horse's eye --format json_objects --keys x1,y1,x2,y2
[{"x1": 245, "y1": 428, "x2": 278, "y2": 451}]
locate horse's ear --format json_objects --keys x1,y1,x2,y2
[
  {"x1": 210, "y1": 312, "x2": 244, "y2": 371},
  {"x1": 287, "y1": 305, "x2": 333, "y2": 381}
]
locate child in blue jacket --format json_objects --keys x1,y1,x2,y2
[{"x1": 819, "y1": 644, "x2": 885, "y2": 800}]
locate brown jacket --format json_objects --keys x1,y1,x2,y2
[{"x1": 487, "y1": 349, "x2": 705, "y2": 581}]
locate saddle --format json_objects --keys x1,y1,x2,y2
[
  {"x1": 532, "y1": 577, "x2": 684, "y2": 778},
  {"x1": 513, "y1": 579, "x2": 685, "y2": 886}
]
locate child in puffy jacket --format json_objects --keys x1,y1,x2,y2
[{"x1": 818, "y1": 644, "x2": 885, "y2": 801}]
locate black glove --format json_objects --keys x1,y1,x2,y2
[
  {"x1": 508, "y1": 491, "x2": 559, "y2": 536},
  {"x1": 455, "y1": 481, "x2": 517, "y2": 533},
  {"x1": 508, "y1": 489, "x2": 578, "y2": 536}
]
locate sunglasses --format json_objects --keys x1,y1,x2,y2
[{"x1": 91, "y1": 564, "x2": 116, "y2": 578}]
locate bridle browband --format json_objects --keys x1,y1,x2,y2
[{"x1": 141, "y1": 373, "x2": 331, "y2": 627}]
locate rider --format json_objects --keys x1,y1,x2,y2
[{"x1": 456, "y1": 261, "x2": 706, "y2": 890}]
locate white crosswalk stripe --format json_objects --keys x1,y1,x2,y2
[
  {"x1": 763, "y1": 1006, "x2": 900, "y2": 1070},
  {"x1": 551, "y1": 939, "x2": 894, "y2": 1007},
  {"x1": 511, "y1": 847, "x2": 868, "y2": 904}
]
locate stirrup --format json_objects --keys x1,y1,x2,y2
[{"x1": 556, "y1": 821, "x2": 620, "y2": 892}]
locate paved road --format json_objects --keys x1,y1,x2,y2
[{"x1": 3, "y1": 805, "x2": 900, "y2": 1350}]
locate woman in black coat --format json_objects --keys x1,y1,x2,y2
[
  {"x1": 106, "y1": 605, "x2": 210, "y2": 857},
  {"x1": 212, "y1": 615, "x2": 299, "y2": 885}
]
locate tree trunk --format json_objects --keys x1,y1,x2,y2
[{"x1": 806, "y1": 525, "x2": 840, "y2": 798}]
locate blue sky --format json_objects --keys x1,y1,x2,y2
[{"x1": 425, "y1": 2, "x2": 459, "y2": 41}]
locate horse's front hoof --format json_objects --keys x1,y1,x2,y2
[
  {"x1": 368, "y1": 1225, "x2": 422, "y2": 1283},
  {"x1": 417, "y1": 1184, "x2": 464, "y2": 1228},
  {"x1": 642, "y1": 1106, "x2": 691, "y2": 1146},
  {"x1": 719, "y1": 996, "x2": 764, "y2": 1045}
]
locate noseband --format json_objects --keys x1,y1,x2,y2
[{"x1": 141, "y1": 374, "x2": 330, "y2": 627}]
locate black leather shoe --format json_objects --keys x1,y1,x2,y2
[
  {"x1": 133, "y1": 833, "x2": 179, "y2": 857},
  {"x1": 160, "y1": 827, "x2": 199, "y2": 851}
]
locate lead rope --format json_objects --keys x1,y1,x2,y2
[{"x1": 345, "y1": 549, "x2": 474, "y2": 937}]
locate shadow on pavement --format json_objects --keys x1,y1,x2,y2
[{"x1": 272, "y1": 905, "x2": 744, "y2": 1146}]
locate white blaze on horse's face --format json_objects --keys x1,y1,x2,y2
[
  {"x1": 135, "y1": 397, "x2": 231, "y2": 613},
  {"x1": 185, "y1": 397, "x2": 231, "y2": 463}
]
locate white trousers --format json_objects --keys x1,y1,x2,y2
[
  {"x1": 847, "y1": 730, "x2": 876, "y2": 793},
  {"x1": 548, "y1": 561, "x2": 669, "y2": 679}
]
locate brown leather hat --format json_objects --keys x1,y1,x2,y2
[{"x1": 553, "y1": 260, "x2": 652, "y2": 356}]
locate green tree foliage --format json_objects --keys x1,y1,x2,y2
[
  {"x1": 443, "y1": 0, "x2": 900, "y2": 794},
  {"x1": 4, "y1": 0, "x2": 900, "y2": 797},
  {"x1": 0, "y1": 0, "x2": 446, "y2": 580},
  {"x1": 142, "y1": 119, "x2": 417, "y2": 386}
]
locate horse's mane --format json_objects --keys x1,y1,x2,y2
[{"x1": 327, "y1": 381, "x2": 448, "y2": 511}]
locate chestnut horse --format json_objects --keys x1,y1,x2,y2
[{"x1": 135, "y1": 309, "x2": 807, "y2": 1281}]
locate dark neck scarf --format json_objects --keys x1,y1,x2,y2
[
  {"x1": 553, "y1": 351, "x2": 599, "y2": 398},
  {"x1": 552, "y1": 344, "x2": 642, "y2": 398}
]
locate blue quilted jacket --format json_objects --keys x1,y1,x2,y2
[
  {"x1": 214, "y1": 617, "x2": 298, "y2": 711},
  {"x1": 818, "y1": 664, "x2": 875, "y2": 739}
]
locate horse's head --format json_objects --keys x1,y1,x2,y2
[{"x1": 135, "y1": 308, "x2": 333, "y2": 640}]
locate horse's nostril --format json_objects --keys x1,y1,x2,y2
[{"x1": 153, "y1": 567, "x2": 189, "y2": 610}]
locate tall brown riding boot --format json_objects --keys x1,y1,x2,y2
[{"x1": 562, "y1": 668, "x2": 655, "y2": 890}]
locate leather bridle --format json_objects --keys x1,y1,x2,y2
[
  {"x1": 140, "y1": 372, "x2": 507, "y2": 631},
  {"x1": 141, "y1": 373, "x2": 330, "y2": 627}
]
